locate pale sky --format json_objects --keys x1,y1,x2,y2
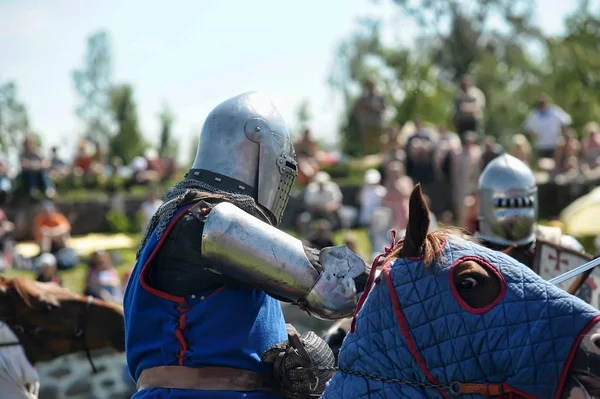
[{"x1": 0, "y1": 0, "x2": 580, "y2": 163}]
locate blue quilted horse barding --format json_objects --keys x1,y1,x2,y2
[{"x1": 322, "y1": 186, "x2": 600, "y2": 399}]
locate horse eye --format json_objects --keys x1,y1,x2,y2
[
  {"x1": 46, "y1": 304, "x2": 53, "y2": 311},
  {"x1": 458, "y1": 277, "x2": 478, "y2": 291}
]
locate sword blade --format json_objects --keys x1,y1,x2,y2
[{"x1": 549, "y1": 257, "x2": 600, "y2": 286}]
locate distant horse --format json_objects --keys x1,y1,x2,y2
[
  {"x1": 322, "y1": 184, "x2": 600, "y2": 398},
  {"x1": 0, "y1": 276, "x2": 125, "y2": 398}
]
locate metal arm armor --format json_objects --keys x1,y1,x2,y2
[{"x1": 201, "y1": 201, "x2": 365, "y2": 320}]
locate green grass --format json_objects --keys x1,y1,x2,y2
[{"x1": 5, "y1": 235, "x2": 141, "y2": 294}]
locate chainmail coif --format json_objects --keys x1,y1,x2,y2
[{"x1": 136, "y1": 176, "x2": 269, "y2": 259}]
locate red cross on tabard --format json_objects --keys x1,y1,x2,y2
[{"x1": 549, "y1": 250, "x2": 569, "y2": 272}]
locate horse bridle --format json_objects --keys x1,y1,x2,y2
[{"x1": 0, "y1": 296, "x2": 98, "y2": 373}]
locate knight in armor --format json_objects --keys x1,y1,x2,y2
[
  {"x1": 477, "y1": 152, "x2": 587, "y2": 268},
  {"x1": 123, "y1": 92, "x2": 367, "y2": 399}
]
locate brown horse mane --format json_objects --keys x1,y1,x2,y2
[
  {"x1": 384, "y1": 227, "x2": 475, "y2": 266},
  {"x1": 0, "y1": 276, "x2": 63, "y2": 308}
]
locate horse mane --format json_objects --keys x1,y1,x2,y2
[
  {"x1": 385, "y1": 227, "x2": 475, "y2": 266},
  {"x1": 10, "y1": 277, "x2": 61, "y2": 308}
]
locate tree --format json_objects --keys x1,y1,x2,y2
[
  {"x1": 108, "y1": 84, "x2": 144, "y2": 164},
  {"x1": 158, "y1": 104, "x2": 177, "y2": 158},
  {"x1": 295, "y1": 99, "x2": 312, "y2": 134},
  {"x1": 72, "y1": 31, "x2": 113, "y2": 145},
  {"x1": 0, "y1": 81, "x2": 31, "y2": 153}
]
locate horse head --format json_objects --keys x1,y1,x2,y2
[
  {"x1": 324, "y1": 184, "x2": 600, "y2": 399},
  {"x1": 0, "y1": 276, "x2": 125, "y2": 364}
]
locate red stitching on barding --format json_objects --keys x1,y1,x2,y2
[{"x1": 383, "y1": 266, "x2": 450, "y2": 399}]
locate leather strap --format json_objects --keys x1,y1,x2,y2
[
  {"x1": 454, "y1": 382, "x2": 508, "y2": 395},
  {"x1": 136, "y1": 365, "x2": 274, "y2": 392}
]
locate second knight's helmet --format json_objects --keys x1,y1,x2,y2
[
  {"x1": 189, "y1": 92, "x2": 298, "y2": 225},
  {"x1": 477, "y1": 153, "x2": 538, "y2": 246}
]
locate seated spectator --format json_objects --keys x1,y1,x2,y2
[
  {"x1": 84, "y1": 251, "x2": 121, "y2": 302},
  {"x1": 461, "y1": 194, "x2": 479, "y2": 234},
  {"x1": 0, "y1": 210, "x2": 15, "y2": 269},
  {"x1": 295, "y1": 128, "x2": 320, "y2": 184},
  {"x1": 303, "y1": 172, "x2": 343, "y2": 228},
  {"x1": 73, "y1": 140, "x2": 94, "y2": 176},
  {"x1": 33, "y1": 201, "x2": 70, "y2": 255},
  {"x1": 384, "y1": 176, "x2": 413, "y2": 231},
  {"x1": 0, "y1": 155, "x2": 12, "y2": 204},
  {"x1": 307, "y1": 220, "x2": 335, "y2": 250},
  {"x1": 510, "y1": 134, "x2": 532, "y2": 166},
  {"x1": 161, "y1": 157, "x2": 178, "y2": 183},
  {"x1": 125, "y1": 150, "x2": 161, "y2": 190},
  {"x1": 145, "y1": 148, "x2": 165, "y2": 177},
  {"x1": 481, "y1": 136, "x2": 503, "y2": 170},
  {"x1": 358, "y1": 169, "x2": 386, "y2": 227},
  {"x1": 48, "y1": 147, "x2": 69, "y2": 180},
  {"x1": 19, "y1": 136, "x2": 55, "y2": 199},
  {"x1": 141, "y1": 190, "x2": 163, "y2": 229},
  {"x1": 383, "y1": 160, "x2": 405, "y2": 191},
  {"x1": 582, "y1": 122, "x2": 600, "y2": 171},
  {"x1": 35, "y1": 253, "x2": 62, "y2": 286},
  {"x1": 106, "y1": 157, "x2": 124, "y2": 193},
  {"x1": 554, "y1": 129, "x2": 581, "y2": 174}
]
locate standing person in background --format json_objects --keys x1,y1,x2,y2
[
  {"x1": 524, "y1": 94, "x2": 571, "y2": 159},
  {"x1": 451, "y1": 131, "x2": 482, "y2": 228},
  {"x1": 509, "y1": 134, "x2": 533, "y2": 166},
  {"x1": 20, "y1": 136, "x2": 55, "y2": 199},
  {"x1": 48, "y1": 147, "x2": 69, "y2": 181},
  {"x1": 480, "y1": 136, "x2": 504, "y2": 170},
  {"x1": 357, "y1": 169, "x2": 386, "y2": 227},
  {"x1": 452, "y1": 75, "x2": 486, "y2": 139},
  {"x1": 356, "y1": 78, "x2": 386, "y2": 155},
  {"x1": 553, "y1": 129, "x2": 581, "y2": 174},
  {"x1": 295, "y1": 128, "x2": 320, "y2": 184},
  {"x1": 404, "y1": 117, "x2": 436, "y2": 198}
]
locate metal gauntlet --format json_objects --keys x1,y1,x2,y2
[{"x1": 201, "y1": 202, "x2": 365, "y2": 319}]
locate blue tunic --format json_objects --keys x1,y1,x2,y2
[
  {"x1": 124, "y1": 205, "x2": 288, "y2": 398},
  {"x1": 323, "y1": 236, "x2": 600, "y2": 399}
]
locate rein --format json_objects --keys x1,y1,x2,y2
[
  {"x1": 5, "y1": 295, "x2": 98, "y2": 374},
  {"x1": 317, "y1": 367, "x2": 507, "y2": 396}
]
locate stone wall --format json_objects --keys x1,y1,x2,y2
[{"x1": 37, "y1": 349, "x2": 133, "y2": 399}]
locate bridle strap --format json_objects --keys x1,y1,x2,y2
[
  {"x1": 80, "y1": 296, "x2": 98, "y2": 374},
  {"x1": 0, "y1": 342, "x2": 21, "y2": 347},
  {"x1": 453, "y1": 382, "x2": 506, "y2": 395}
]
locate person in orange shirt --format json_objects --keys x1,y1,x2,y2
[{"x1": 33, "y1": 201, "x2": 71, "y2": 254}]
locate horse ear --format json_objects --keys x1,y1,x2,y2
[{"x1": 400, "y1": 184, "x2": 430, "y2": 258}]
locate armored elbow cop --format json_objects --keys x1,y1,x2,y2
[{"x1": 201, "y1": 202, "x2": 366, "y2": 319}]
